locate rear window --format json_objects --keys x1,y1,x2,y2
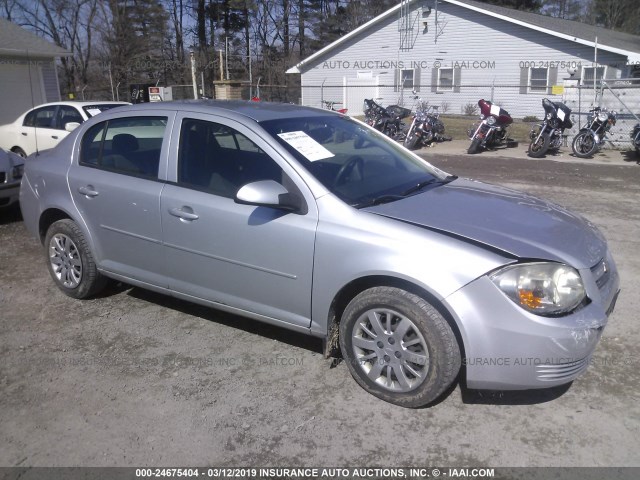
[{"x1": 82, "y1": 104, "x2": 126, "y2": 117}]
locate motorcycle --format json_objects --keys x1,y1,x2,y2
[
  {"x1": 322, "y1": 100, "x2": 348, "y2": 115},
  {"x1": 363, "y1": 98, "x2": 411, "y2": 141},
  {"x1": 527, "y1": 98, "x2": 573, "y2": 158},
  {"x1": 404, "y1": 97, "x2": 450, "y2": 150},
  {"x1": 467, "y1": 99, "x2": 515, "y2": 154},
  {"x1": 571, "y1": 106, "x2": 617, "y2": 158},
  {"x1": 631, "y1": 123, "x2": 640, "y2": 157}
]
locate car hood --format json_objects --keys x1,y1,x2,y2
[{"x1": 364, "y1": 178, "x2": 605, "y2": 269}]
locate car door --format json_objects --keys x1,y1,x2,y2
[
  {"x1": 20, "y1": 105, "x2": 59, "y2": 154},
  {"x1": 68, "y1": 112, "x2": 174, "y2": 286},
  {"x1": 160, "y1": 113, "x2": 318, "y2": 329}
]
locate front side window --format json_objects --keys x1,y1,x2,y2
[
  {"x1": 55, "y1": 106, "x2": 84, "y2": 130},
  {"x1": 529, "y1": 68, "x2": 548, "y2": 92},
  {"x1": 261, "y1": 115, "x2": 449, "y2": 207},
  {"x1": 23, "y1": 106, "x2": 57, "y2": 128},
  {"x1": 178, "y1": 118, "x2": 283, "y2": 198},
  {"x1": 437, "y1": 68, "x2": 454, "y2": 92},
  {"x1": 79, "y1": 116, "x2": 167, "y2": 178}
]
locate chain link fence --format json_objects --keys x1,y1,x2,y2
[{"x1": 300, "y1": 80, "x2": 640, "y2": 149}]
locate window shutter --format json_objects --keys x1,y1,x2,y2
[
  {"x1": 414, "y1": 68, "x2": 421, "y2": 92},
  {"x1": 520, "y1": 67, "x2": 529, "y2": 94},
  {"x1": 548, "y1": 67, "x2": 558, "y2": 95},
  {"x1": 453, "y1": 67, "x2": 462, "y2": 93},
  {"x1": 431, "y1": 68, "x2": 438, "y2": 93},
  {"x1": 394, "y1": 68, "x2": 400, "y2": 92}
]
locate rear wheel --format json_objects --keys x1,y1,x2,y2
[
  {"x1": 572, "y1": 131, "x2": 597, "y2": 158},
  {"x1": 11, "y1": 147, "x2": 26, "y2": 158},
  {"x1": 339, "y1": 287, "x2": 461, "y2": 408},
  {"x1": 467, "y1": 137, "x2": 482, "y2": 154},
  {"x1": 44, "y1": 219, "x2": 107, "y2": 299}
]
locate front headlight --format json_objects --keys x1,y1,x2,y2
[
  {"x1": 490, "y1": 263, "x2": 586, "y2": 316},
  {"x1": 486, "y1": 116, "x2": 496, "y2": 126}
]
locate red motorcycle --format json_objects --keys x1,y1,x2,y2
[{"x1": 467, "y1": 99, "x2": 516, "y2": 154}]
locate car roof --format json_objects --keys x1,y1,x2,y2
[
  {"x1": 109, "y1": 100, "x2": 333, "y2": 123},
  {"x1": 27, "y1": 101, "x2": 130, "y2": 110}
]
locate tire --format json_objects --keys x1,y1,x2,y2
[
  {"x1": 44, "y1": 219, "x2": 107, "y2": 299},
  {"x1": 572, "y1": 131, "x2": 597, "y2": 158},
  {"x1": 339, "y1": 286, "x2": 461, "y2": 408},
  {"x1": 12, "y1": 147, "x2": 26, "y2": 158},
  {"x1": 404, "y1": 131, "x2": 420, "y2": 150},
  {"x1": 467, "y1": 137, "x2": 482, "y2": 154},
  {"x1": 527, "y1": 133, "x2": 551, "y2": 158}
]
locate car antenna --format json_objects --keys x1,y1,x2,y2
[{"x1": 27, "y1": 49, "x2": 40, "y2": 156}]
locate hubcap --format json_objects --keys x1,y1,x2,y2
[
  {"x1": 351, "y1": 308, "x2": 429, "y2": 393},
  {"x1": 49, "y1": 234, "x2": 82, "y2": 288}
]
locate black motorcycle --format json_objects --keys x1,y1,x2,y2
[
  {"x1": 528, "y1": 98, "x2": 573, "y2": 158},
  {"x1": 571, "y1": 107, "x2": 617, "y2": 158},
  {"x1": 404, "y1": 98, "x2": 450, "y2": 150},
  {"x1": 363, "y1": 98, "x2": 410, "y2": 141},
  {"x1": 631, "y1": 123, "x2": 640, "y2": 157},
  {"x1": 467, "y1": 99, "x2": 515, "y2": 154}
]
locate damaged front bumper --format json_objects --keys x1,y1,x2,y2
[{"x1": 444, "y1": 252, "x2": 620, "y2": 390}]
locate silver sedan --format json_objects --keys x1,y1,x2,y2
[{"x1": 19, "y1": 101, "x2": 619, "y2": 407}]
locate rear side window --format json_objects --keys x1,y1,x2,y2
[
  {"x1": 23, "y1": 106, "x2": 57, "y2": 128},
  {"x1": 79, "y1": 116, "x2": 167, "y2": 178}
]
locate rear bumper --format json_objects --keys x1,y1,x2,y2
[{"x1": 444, "y1": 254, "x2": 620, "y2": 390}]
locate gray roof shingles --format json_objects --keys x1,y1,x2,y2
[{"x1": 0, "y1": 17, "x2": 70, "y2": 57}]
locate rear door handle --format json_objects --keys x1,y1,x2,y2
[
  {"x1": 51, "y1": 135, "x2": 59, "y2": 140},
  {"x1": 21, "y1": 132, "x2": 28, "y2": 136},
  {"x1": 169, "y1": 206, "x2": 199, "y2": 221},
  {"x1": 78, "y1": 185, "x2": 99, "y2": 198}
]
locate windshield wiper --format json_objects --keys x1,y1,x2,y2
[
  {"x1": 353, "y1": 194, "x2": 406, "y2": 209},
  {"x1": 354, "y1": 175, "x2": 458, "y2": 209},
  {"x1": 401, "y1": 175, "x2": 458, "y2": 196}
]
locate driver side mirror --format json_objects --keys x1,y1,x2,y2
[
  {"x1": 235, "y1": 180, "x2": 304, "y2": 213},
  {"x1": 65, "y1": 122, "x2": 81, "y2": 132}
]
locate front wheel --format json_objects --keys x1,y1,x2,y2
[
  {"x1": 528, "y1": 132, "x2": 551, "y2": 158},
  {"x1": 404, "y1": 131, "x2": 420, "y2": 150},
  {"x1": 467, "y1": 136, "x2": 482, "y2": 154},
  {"x1": 44, "y1": 219, "x2": 108, "y2": 299},
  {"x1": 572, "y1": 131, "x2": 597, "y2": 158},
  {"x1": 339, "y1": 287, "x2": 461, "y2": 408}
]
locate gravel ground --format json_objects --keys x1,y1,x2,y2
[{"x1": 1, "y1": 153, "x2": 639, "y2": 468}]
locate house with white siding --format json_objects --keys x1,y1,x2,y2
[
  {"x1": 286, "y1": 0, "x2": 640, "y2": 120},
  {"x1": 0, "y1": 17, "x2": 69, "y2": 125}
]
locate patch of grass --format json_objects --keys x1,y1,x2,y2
[{"x1": 440, "y1": 115, "x2": 535, "y2": 143}]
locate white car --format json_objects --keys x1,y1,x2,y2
[{"x1": 0, "y1": 101, "x2": 129, "y2": 157}]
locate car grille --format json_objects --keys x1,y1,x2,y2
[
  {"x1": 535, "y1": 357, "x2": 590, "y2": 382},
  {"x1": 591, "y1": 258, "x2": 611, "y2": 290},
  {"x1": 0, "y1": 172, "x2": 6, "y2": 183}
]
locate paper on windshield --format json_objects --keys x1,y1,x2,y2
[
  {"x1": 86, "y1": 108, "x2": 102, "y2": 116},
  {"x1": 277, "y1": 131, "x2": 334, "y2": 162}
]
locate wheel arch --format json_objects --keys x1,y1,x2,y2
[
  {"x1": 324, "y1": 275, "x2": 466, "y2": 363},
  {"x1": 38, "y1": 208, "x2": 73, "y2": 244}
]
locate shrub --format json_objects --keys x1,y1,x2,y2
[{"x1": 463, "y1": 103, "x2": 478, "y2": 116}]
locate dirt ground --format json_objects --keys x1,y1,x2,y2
[{"x1": 1, "y1": 153, "x2": 639, "y2": 468}]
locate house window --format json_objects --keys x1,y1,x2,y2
[
  {"x1": 437, "y1": 68, "x2": 454, "y2": 92},
  {"x1": 582, "y1": 66, "x2": 606, "y2": 86},
  {"x1": 400, "y1": 69, "x2": 414, "y2": 89},
  {"x1": 529, "y1": 68, "x2": 548, "y2": 92}
]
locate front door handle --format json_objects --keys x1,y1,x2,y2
[
  {"x1": 169, "y1": 206, "x2": 199, "y2": 221},
  {"x1": 21, "y1": 132, "x2": 28, "y2": 136},
  {"x1": 78, "y1": 185, "x2": 99, "y2": 198},
  {"x1": 52, "y1": 135, "x2": 59, "y2": 140}
]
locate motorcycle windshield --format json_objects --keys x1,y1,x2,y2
[{"x1": 542, "y1": 98, "x2": 557, "y2": 117}]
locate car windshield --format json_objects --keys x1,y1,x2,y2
[
  {"x1": 82, "y1": 104, "x2": 125, "y2": 117},
  {"x1": 261, "y1": 115, "x2": 451, "y2": 207}
]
